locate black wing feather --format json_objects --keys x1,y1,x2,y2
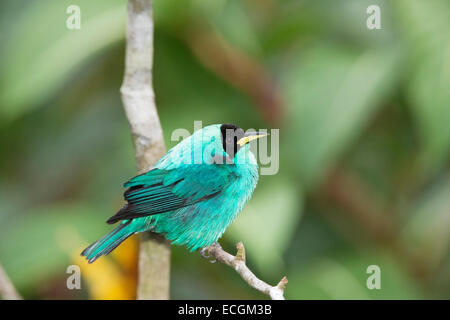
[{"x1": 107, "y1": 180, "x2": 220, "y2": 224}]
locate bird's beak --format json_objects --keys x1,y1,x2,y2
[{"x1": 237, "y1": 131, "x2": 269, "y2": 146}]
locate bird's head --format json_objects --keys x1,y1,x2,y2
[
  {"x1": 156, "y1": 123, "x2": 268, "y2": 167},
  {"x1": 219, "y1": 123, "x2": 268, "y2": 162}
]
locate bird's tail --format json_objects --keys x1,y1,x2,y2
[{"x1": 81, "y1": 221, "x2": 134, "y2": 263}]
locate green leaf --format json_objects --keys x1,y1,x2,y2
[
  {"x1": 287, "y1": 250, "x2": 422, "y2": 299},
  {"x1": 213, "y1": 0, "x2": 261, "y2": 56},
  {"x1": 262, "y1": 0, "x2": 394, "y2": 54},
  {"x1": 283, "y1": 45, "x2": 402, "y2": 186},
  {"x1": 402, "y1": 175, "x2": 450, "y2": 270},
  {"x1": 0, "y1": 203, "x2": 110, "y2": 289},
  {"x1": 0, "y1": 0, "x2": 126, "y2": 121},
  {"x1": 395, "y1": 0, "x2": 450, "y2": 172}
]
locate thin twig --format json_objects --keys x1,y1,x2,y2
[
  {"x1": 121, "y1": 0, "x2": 170, "y2": 299},
  {"x1": 203, "y1": 242, "x2": 288, "y2": 300},
  {"x1": 0, "y1": 263, "x2": 22, "y2": 300}
]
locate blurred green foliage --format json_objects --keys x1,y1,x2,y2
[{"x1": 0, "y1": 0, "x2": 449, "y2": 299}]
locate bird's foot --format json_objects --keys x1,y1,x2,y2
[{"x1": 200, "y1": 243, "x2": 220, "y2": 263}]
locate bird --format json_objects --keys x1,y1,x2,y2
[{"x1": 81, "y1": 123, "x2": 268, "y2": 263}]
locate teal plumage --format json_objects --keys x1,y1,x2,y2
[{"x1": 82, "y1": 124, "x2": 265, "y2": 263}]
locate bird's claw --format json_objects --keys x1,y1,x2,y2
[
  {"x1": 200, "y1": 246, "x2": 217, "y2": 263},
  {"x1": 200, "y1": 247, "x2": 210, "y2": 259}
]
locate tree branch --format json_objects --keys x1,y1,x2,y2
[
  {"x1": 0, "y1": 263, "x2": 22, "y2": 300},
  {"x1": 202, "y1": 242, "x2": 288, "y2": 300},
  {"x1": 121, "y1": 0, "x2": 170, "y2": 299}
]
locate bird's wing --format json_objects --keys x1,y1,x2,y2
[{"x1": 106, "y1": 165, "x2": 235, "y2": 224}]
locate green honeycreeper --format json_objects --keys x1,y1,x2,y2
[{"x1": 81, "y1": 123, "x2": 268, "y2": 263}]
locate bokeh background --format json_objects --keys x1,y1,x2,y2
[{"x1": 1, "y1": 0, "x2": 449, "y2": 299}]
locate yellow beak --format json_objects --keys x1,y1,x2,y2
[{"x1": 237, "y1": 131, "x2": 269, "y2": 147}]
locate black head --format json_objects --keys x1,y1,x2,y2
[{"x1": 220, "y1": 123, "x2": 245, "y2": 158}]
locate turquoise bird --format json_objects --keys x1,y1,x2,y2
[{"x1": 81, "y1": 123, "x2": 267, "y2": 263}]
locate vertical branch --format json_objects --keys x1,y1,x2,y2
[
  {"x1": 120, "y1": 0, "x2": 170, "y2": 299},
  {"x1": 0, "y1": 263, "x2": 22, "y2": 300}
]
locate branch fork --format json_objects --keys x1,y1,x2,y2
[{"x1": 202, "y1": 242, "x2": 288, "y2": 300}]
